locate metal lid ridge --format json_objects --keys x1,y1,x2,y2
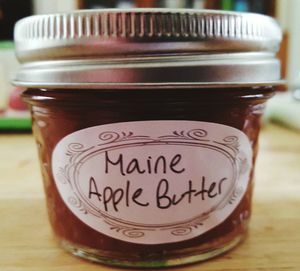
[{"x1": 15, "y1": 9, "x2": 281, "y2": 43}]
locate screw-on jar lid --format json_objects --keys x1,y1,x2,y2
[{"x1": 13, "y1": 9, "x2": 282, "y2": 89}]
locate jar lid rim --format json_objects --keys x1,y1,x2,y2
[{"x1": 13, "y1": 8, "x2": 282, "y2": 87}]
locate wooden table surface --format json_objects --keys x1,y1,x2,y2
[{"x1": 0, "y1": 124, "x2": 299, "y2": 271}]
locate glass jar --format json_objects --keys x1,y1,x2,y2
[{"x1": 14, "y1": 9, "x2": 282, "y2": 268}]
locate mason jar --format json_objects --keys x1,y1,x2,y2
[{"x1": 14, "y1": 9, "x2": 282, "y2": 268}]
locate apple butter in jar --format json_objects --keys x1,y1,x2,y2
[{"x1": 13, "y1": 9, "x2": 282, "y2": 268}]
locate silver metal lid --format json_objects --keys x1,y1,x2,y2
[{"x1": 13, "y1": 9, "x2": 282, "y2": 89}]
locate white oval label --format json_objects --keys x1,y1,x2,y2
[{"x1": 52, "y1": 121, "x2": 252, "y2": 244}]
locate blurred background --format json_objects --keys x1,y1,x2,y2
[{"x1": 0, "y1": 0, "x2": 299, "y2": 130}]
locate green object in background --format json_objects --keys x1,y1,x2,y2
[
  {"x1": 221, "y1": 0, "x2": 233, "y2": 10},
  {"x1": 0, "y1": 41, "x2": 14, "y2": 49},
  {"x1": 0, "y1": 118, "x2": 31, "y2": 130},
  {"x1": 0, "y1": 41, "x2": 30, "y2": 131}
]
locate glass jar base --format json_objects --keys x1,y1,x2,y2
[{"x1": 60, "y1": 234, "x2": 244, "y2": 268}]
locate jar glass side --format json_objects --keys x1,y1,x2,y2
[{"x1": 22, "y1": 87, "x2": 274, "y2": 267}]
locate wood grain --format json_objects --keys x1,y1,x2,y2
[{"x1": 0, "y1": 124, "x2": 299, "y2": 271}]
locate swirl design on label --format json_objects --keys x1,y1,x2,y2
[{"x1": 52, "y1": 121, "x2": 252, "y2": 244}]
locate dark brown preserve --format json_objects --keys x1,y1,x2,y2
[{"x1": 23, "y1": 87, "x2": 273, "y2": 266}]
